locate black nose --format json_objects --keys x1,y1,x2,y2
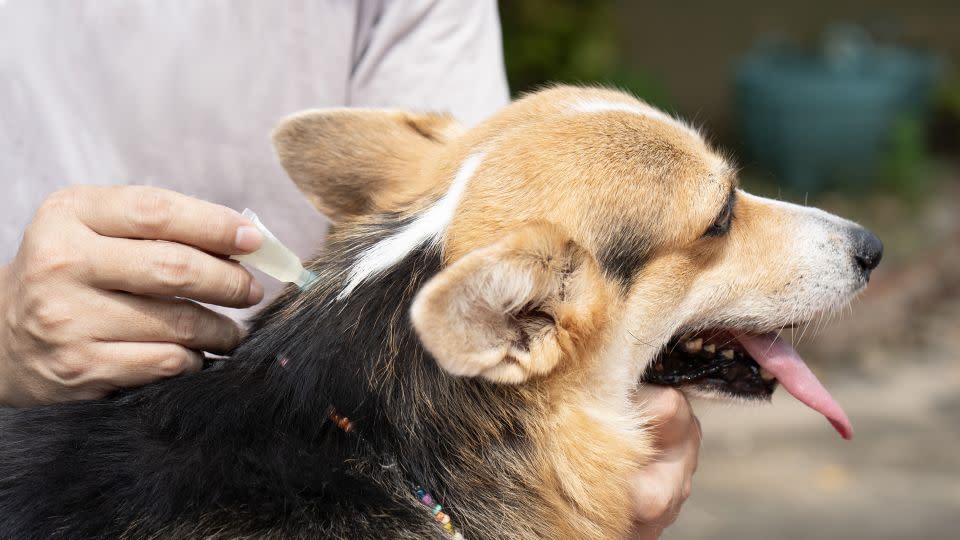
[{"x1": 851, "y1": 226, "x2": 883, "y2": 275}]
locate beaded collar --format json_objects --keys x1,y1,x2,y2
[{"x1": 327, "y1": 408, "x2": 466, "y2": 539}]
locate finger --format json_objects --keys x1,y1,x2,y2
[
  {"x1": 679, "y1": 418, "x2": 702, "y2": 499},
  {"x1": 87, "y1": 291, "x2": 244, "y2": 354},
  {"x1": 653, "y1": 413, "x2": 701, "y2": 497},
  {"x1": 630, "y1": 459, "x2": 686, "y2": 528},
  {"x1": 690, "y1": 414, "x2": 703, "y2": 468},
  {"x1": 72, "y1": 185, "x2": 262, "y2": 255},
  {"x1": 85, "y1": 341, "x2": 204, "y2": 390},
  {"x1": 638, "y1": 386, "x2": 695, "y2": 446},
  {"x1": 88, "y1": 236, "x2": 264, "y2": 308}
]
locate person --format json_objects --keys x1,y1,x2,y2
[{"x1": 0, "y1": 1, "x2": 699, "y2": 536}]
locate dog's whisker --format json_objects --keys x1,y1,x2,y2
[
  {"x1": 761, "y1": 324, "x2": 788, "y2": 357},
  {"x1": 629, "y1": 330, "x2": 659, "y2": 350}
]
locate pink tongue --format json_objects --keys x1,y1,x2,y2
[{"x1": 736, "y1": 332, "x2": 853, "y2": 440}]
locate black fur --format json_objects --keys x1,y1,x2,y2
[
  {"x1": 596, "y1": 226, "x2": 651, "y2": 285},
  {"x1": 0, "y1": 222, "x2": 539, "y2": 539}
]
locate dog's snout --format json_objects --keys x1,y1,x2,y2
[{"x1": 850, "y1": 226, "x2": 883, "y2": 276}]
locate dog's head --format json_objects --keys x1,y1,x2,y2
[{"x1": 273, "y1": 86, "x2": 881, "y2": 439}]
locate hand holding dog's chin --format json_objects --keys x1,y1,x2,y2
[
  {"x1": 0, "y1": 185, "x2": 265, "y2": 407},
  {"x1": 629, "y1": 387, "x2": 702, "y2": 539}
]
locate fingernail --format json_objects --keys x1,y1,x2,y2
[
  {"x1": 248, "y1": 280, "x2": 264, "y2": 305},
  {"x1": 235, "y1": 225, "x2": 263, "y2": 252}
]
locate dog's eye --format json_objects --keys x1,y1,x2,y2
[{"x1": 703, "y1": 191, "x2": 735, "y2": 238}]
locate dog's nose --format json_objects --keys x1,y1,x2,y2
[{"x1": 850, "y1": 226, "x2": 883, "y2": 276}]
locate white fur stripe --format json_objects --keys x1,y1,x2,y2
[
  {"x1": 338, "y1": 152, "x2": 485, "y2": 298},
  {"x1": 571, "y1": 99, "x2": 699, "y2": 137}
]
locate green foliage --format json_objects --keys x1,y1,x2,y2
[
  {"x1": 499, "y1": 0, "x2": 670, "y2": 108},
  {"x1": 936, "y1": 77, "x2": 960, "y2": 117},
  {"x1": 879, "y1": 114, "x2": 935, "y2": 205}
]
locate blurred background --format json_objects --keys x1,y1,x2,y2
[{"x1": 499, "y1": 1, "x2": 960, "y2": 538}]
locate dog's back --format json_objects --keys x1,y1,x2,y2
[{"x1": 0, "y1": 366, "x2": 435, "y2": 539}]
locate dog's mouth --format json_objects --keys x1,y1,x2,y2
[{"x1": 641, "y1": 328, "x2": 853, "y2": 440}]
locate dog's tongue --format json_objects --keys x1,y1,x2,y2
[{"x1": 736, "y1": 332, "x2": 853, "y2": 440}]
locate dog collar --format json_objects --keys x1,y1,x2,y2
[
  {"x1": 414, "y1": 485, "x2": 464, "y2": 539},
  {"x1": 328, "y1": 408, "x2": 465, "y2": 539}
]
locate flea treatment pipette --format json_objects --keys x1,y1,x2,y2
[{"x1": 230, "y1": 209, "x2": 316, "y2": 289}]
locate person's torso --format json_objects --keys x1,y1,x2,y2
[{"x1": 0, "y1": 0, "x2": 375, "y2": 265}]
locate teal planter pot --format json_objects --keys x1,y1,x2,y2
[{"x1": 737, "y1": 36, "x2": 937, "y2": 192}]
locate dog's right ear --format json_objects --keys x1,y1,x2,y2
[
  {"x1": 272, "y1": 109, "x2": 463, "y2": 223},
  {"x1": 410, "y1": 223, "x2": 611, "y2": 384}
]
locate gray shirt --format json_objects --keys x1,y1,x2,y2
[{"x1": 0, "y1": 0, "x2": 509, "y2": 295}]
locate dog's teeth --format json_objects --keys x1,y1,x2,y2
[
  {"x1": 684, "y1": 338, "x2": 703, "y2": 352},
  {"x1": 721, "y1": 349, "x2": 735, "y2": 359},
  {"x1": 760, "y1": 368, "x2": 776, "y2": 381},
  {"x1": 703, "y1": 343, "x2": 716, "y2": 354}
]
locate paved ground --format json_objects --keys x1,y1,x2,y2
[{"x1": 665, "y1": 278, "x2": 960, "y2": 539}]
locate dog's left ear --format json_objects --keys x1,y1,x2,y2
[
  {"x1": 272, "y1": 109, "x2": 463, "y2": 223},
  {"x1": 410, "y1": 223, "x2": 610, "y2": 384}
]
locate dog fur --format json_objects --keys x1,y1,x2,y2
[{"x1": 0, "y1": 86, "x2": 880, "y2": 539}]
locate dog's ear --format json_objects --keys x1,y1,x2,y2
[
  {"x1": 410, "y1": 223, "x2": 610, "y2": 384},
  {"x1": 272, "y1": 109, "x2": 463, "y2": 223}
]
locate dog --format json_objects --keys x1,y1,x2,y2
[{"x1": 0, "y1": 86, "x2": 882, "y2": 539}]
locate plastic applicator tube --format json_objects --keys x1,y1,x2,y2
[{"x1": 230, "y1": 209, "x2": 315, "y2": 288}]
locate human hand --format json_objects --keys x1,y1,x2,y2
[
  {"x1": 0, "y1": 186, "x2": 264, "y2": 406},
  {"x1": 630, "y1": 387, "x2": 702, "y2": 539}
]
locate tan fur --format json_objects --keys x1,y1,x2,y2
[
  {"x1": 410, "y1": 222, "x2": 646, "y2": 537},
  {"x1": 273, "y1": 85, "x2": 872, "y2": 538},
  {"x1": 441, "y1": 87, "x2": 732, "y2": 262},
  {"x1": 410, "y1": 222, "x2": 609, "y2": 383},
  {"x1": 273, "y1": 109, "x2": 463, "y2": 222}
]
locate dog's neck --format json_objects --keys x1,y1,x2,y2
[
  {"x1": 234, "y1": 227, "x2": 530, "y2": 489},
  {"x1": 230, "y1": 224, "x2": 648, "y2": 539}
]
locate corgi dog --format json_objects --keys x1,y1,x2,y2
[{"x1": 0, "y1": 86, "x2": 882, "y2": 539}]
